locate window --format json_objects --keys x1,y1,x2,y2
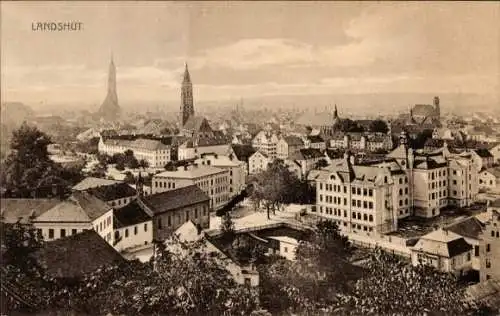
[
  {"x1": 369, "y1": 215, "x2": 373, "y2": 222},
  {"x1": 134, "y1": 226, "x2": 138, "y2": 235},
  {"x1": 125, "y1": 229, "x2": 129, "y2": 238},
  {"x1": 492, "y1": 230, "x2": 495, "y2": 237},
  {"x1": 60, "y1": 229, "x2": 66, "y2": 238},
  {"x1": 486, "y1": 244, "x2": 491, "y2": 252},
  {"x1": 486, "y1": 259, "x2": 491, "y2": 268},
  {"x1": 467, "y1": 252, "x2": 471, "y2": 261},
  {"x1": 368, "y1": 189, "x2": 373, "y2": 196},
  {"x1": 186, "y1": 211, "x2": 189, "y2": 222},
  {"x1": 72, "y1": 229, "x2": 77, "y2": 235},
  {"x1": 144, "y1": 223, "x2": 148, "y2": 232},
  {"x1": 49, "y1": 229, "x2": 54, "y2": 239}
]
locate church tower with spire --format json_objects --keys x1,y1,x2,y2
[
  {"x1": 180, "y1": 63, "x2": 194, "y2": 126},
  {"x1": 97, "y1": 53, "x2": 121, "y2": 121}
]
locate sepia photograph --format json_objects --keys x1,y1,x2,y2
[{"x1": 1, "y1": 1, "x2": 500, "y2": 315}]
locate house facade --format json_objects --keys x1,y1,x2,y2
[
  {"x1": 195, "y1": 154, "x2": 247, "y2": 197},
  {"x1": 249, "y1": 151, "x2": 271, "y2": 175}
]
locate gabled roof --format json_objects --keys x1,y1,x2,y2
[
  {"x1": 154, "y1": 164, "x2": 226, "y2": 179},
  {"x1": 36, "y1": 230, "x2": 125, "y2": 279},
  {"x1": 250, "y1": 150, "x2": 269, "y2": 159},
  {"x1": 141, "y1": 185, "x2": 210, "y2": 215},
  {"x1": 175, "y1": 220, "x2": 202, "y2": 242},
  {"x1": 113, "y1": 200, "x2": 152, "y2": 229},
  {"x1": 0, "y1": 199, "x2": 60, "y2": 224},
  {"x1": 72, "y1": 177, "x2": 121, "y2": 191},
  {"x1": 231, "y1": 144, "x2": 255, "y2": 163},
  {"x1": 412, "y1": 104, "x2": 438, "y2": 117},
  {"x1": 445, "y1": 217, "x2": 485, "y2": 240},
  {"x1": 290, "y1": 148, "x2": 323, "y2": 161},
  {"x1": 306, "y1": 135, "x2": 324, "y2": 143},
  {"x1": 35, "y1": 191, "x2": 111, "y2": 223},
  {"x1": 412, "y1": 229, "x2": 472, "y2": 258},
  {"x1": 84, "y1": 182, "x2": 137, "y2": 202},
  {"x1": 183, "y1": 116, "x2": 211, "y2": 133},
  {"x1": 282, "y1": 135, "x2": 304, "y2": 146}
]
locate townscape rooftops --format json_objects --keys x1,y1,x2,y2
[
  {"x1": 84, "y1": 182, "x2": 137, "y2": 202},
  {"x1": 72, "y1": 177, "x2": 122, "y2": 191},
  {"x1": 474, "y1": 148, "x2": 494, "y2": 158},
  {"x1": 103, "y1": 137, "x2": 170, "y2": 151},
  {"x1": 445, "y1": 217, "x2": 485, "y2": 240},
  {"x1": 36, "y1": 230, "x2": 126, "y2": 279},
  {"x1": 412, "y1": 103, "x2": 438, "y2": 117},
  {"x1": 0, "y1": 199, "x2": 61, "y2": 224},
  {"x1": 282, "y1": 135, "x2": 305, "y2": 146},
  {"x1": 231, "y1": 144, "x2": 256, "y2": 163},
  {"x1": 289, "y1": 148, "x2": 324, "y2": 161},
  {"x1": 35, "y1": 191, "x2": 111, "y2": 223},
  {"x1": 306, "y1": 135, "x2": 324, "y2": 143},
  {"x1": 141, "y1": 185, "x2": 210, "y2": 215},
  {"x1": 113, "y1": 200, "x2": 152, "y2": 229},
  {"x1": 183, "y1": 116, "x2": 210, "y2": 132},
  {"x1": 154, "y1": 164, "x2": 226, "y2": 178},
  {"x1": 412, "y1": 228, "x2": 472, "y2": 258}
]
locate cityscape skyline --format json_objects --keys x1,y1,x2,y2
[{"x1": 1, "y1": 1, "x2": 499, "y2": 108}]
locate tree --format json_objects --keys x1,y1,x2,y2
[
  {"x1": 220, "y1": 211, "x2": 236, "y2": 243},
  {"x1": 335, "y1": 119, "x2": 364, "y2": 133},
  {"x1": 123, "y1": 171, "x2": 135, "y2": 184},
  {"x1": 115, "y1": 159, "x2": 125, "y2": 171},
  {"x1": 368, "y1": 119, "x2": 389, "y2": 134},
  {"x1": 336, "y1": 249, "x2": 481, "y2": 315},
  {"x1": 138, "y1": 159, "x2": 149, "y2": 169},
  {"x1": 1, "y1": 123, "x2": 82, "y2": 197}
]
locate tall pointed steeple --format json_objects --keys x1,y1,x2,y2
[
  {"x1": 97, "y1": 53, "x2": 121, "y2": 121},
  {"x1": 333, "y1": 104, "x2": 338, "y2": 119},
  {"x1": 180, "y1": 62, "x2": 194, "y2": 126}
]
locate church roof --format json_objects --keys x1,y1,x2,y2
[
  {"x1": 412, "y1": 104, "x2": 438, "y2": 117},
  {"x1": 183, "y1": 116, "x2": 209, "y2": 132}
]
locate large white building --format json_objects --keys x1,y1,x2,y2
[
  {"x1": 98, "y1": 136, "x2": 171, "y2": 168},
  {"x1": 195, "y1": 153, "x2": 247, "y2": 197},
  {"x1": 252, "y1": 131, "x2": 279, "y2": 160},
  {"x1": 152, "y1": 164, "x2": 230, "y2": 210},
  {"x1": 248, "y1": 151, "x2": 271, "y2": 175}
]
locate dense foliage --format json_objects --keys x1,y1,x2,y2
[
  {"x1": 1, "y1": 224, "x2": 260, "y2": 315},
  {"x1": 0, "y1": 123, "x2": 84, "y2": 197},
  {"x1": 249, "y1": 160, "x2": 315, "y2": 219},
  {"x1": 368, "y1": 119, "x2": 389, "y2": 134}
]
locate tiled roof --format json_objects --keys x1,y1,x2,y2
[
  {"x1": 282, "y1": 136, "x2": 304, "y2": 146},
  {"x1": 290, "y1": 148, "x2": 323, "y2": 160},
  {"x1": 84, "y1": 182, "x2": 137, "y2": 201},
  {"x1": 184, "y1": 116, "x2": 210, "y2": 132},
  {"x1": 412, "y1": 104, "x2": 438, "y2": 117},
  {"x1": 445, "y1": 217, "x2": 485, "y2": 240},
  {"x1": 72, "y1": 177, "x2": 121, "y2": 191},
  {"x1": 113, "y1": 201, "x2": 151, "y2": 229},
  {"x1": 484, "y1": 167, "x2": 500, "y2": 178},
  {"x1": 412, "y1": 229, "x2": 472, "y2": 258},
  {"x1": 35, "y1": 191, "x2": 111, "y2": 223},
  {"x1": 103, "y1": 138, "x2": 169, "y2": 151},
  {"x1": 36, "y1": 230, "x2": 125, "y2": 279},
  {"x1": 154, "y1": 164, "x2": 226, "y2": 179},
  {"x1": 0, "y1": 199, "x2": 60, "y2": 224},
  {"x1": 306, "y1": 135, "x2": 324, "y2": 143},
  {"x1": 231, "y1": 144, "x2": 255, "y2": 162},
  {"x1": 141, "y1": 185, "x2": 210, "y2": 215}
]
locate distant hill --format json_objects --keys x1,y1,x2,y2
[{"x1": 1, "y1": 102, "x2": 35, "y2": 125}]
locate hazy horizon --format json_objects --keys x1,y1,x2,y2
[{"x1": 2, "y1": 2, "x2": 499, "y2": 111}]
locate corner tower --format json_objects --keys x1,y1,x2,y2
[{"x1": 180, "y1": 63, "x2": 194, "y2": 126}]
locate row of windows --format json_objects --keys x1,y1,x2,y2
[
  {"x1": 397, "y1": 177, "x2": 409, "y2": 184},
  {"x1": 155, "y1": 181, "x2": 176, "y2": 189},
  {"x1": 429, "y1": 190, "x2": 447, "y2": 200},
  {"x1": 319, "y1": 206, "x2": 374, "y2": 222},
  {"x1": 428, "y1": 181, "x2": 446, "y2": 190},
  {"x1": 110, "y1": 197, "x2": 131, "y2": 207},
  {"x1": 352, "y1": 199, "x2": 374, "y2": 209},
  {"x1": 95, "y1": 216, "x2": 112, "y2": 233},
  {"x1": 399, "y1": 188, "x2": 409, "y2": 195},
  {"x1": 116, "y1": 223, "x2": 148, "y2": 239},
  {"x1": 46, "y1": 228, "x2": 85, "y2": 239},
  {"x1": 158, "y1": 206, "x2": 208, "y2": 229},
  {"x1": 490, "y1": 230, "x2": 500, "y2": 238},
  {"x1": 429, "y1": 169, "x2": 447, "y2": 180}
]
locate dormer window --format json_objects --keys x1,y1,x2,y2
[{"x1": 330, "y1": 175, "x2": 336, "y2": 180}]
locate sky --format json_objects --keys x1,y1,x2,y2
[{"x1": 1, "y1": 1, "x2": 499, "y2": 109}]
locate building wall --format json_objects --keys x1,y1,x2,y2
[
  {"x1": 153, "y1": 201, "x2": 210, "y2": 241},
  {"x1": 480, "y1": 213, "x2": 500, "y2": 282},
  {"x1": 35, "y1": 222, "x2": 91, "y2": 241},
  {"x1": 195, "y1": 157, "x2": 247, "y2": 197},
  {"x1": 98, "y1": 138, "x2": 170, "y2": 168},
  {"x1": 178, "y1": 146, "x2": 196, "y2": 161},
  {"x1": 92, "y1": 210, "x2": 115, "y2": 245},
  {"x1": 413, "y1": 167, "x2": 447, "y2": 218},
  {"x1": 249, "y1": 153, "x2": 270, "y2": 175},
  {"x1": 276, "y1": 139, "x2": 289, "y2": 160},
  {"x1": 114, "y1": 220, "x2": 153, "y2": 251},
  {"x1": 108, "y1": 196, "x2": 135, "y2": 208},
  {"x1": 411, "y1": 250, "x2": 472, "y2": 274},
  {"x1": 479, "y1": 171, "x2": 498, "y2": 191}
]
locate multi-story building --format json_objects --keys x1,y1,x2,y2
[
  {"x1": 410, "y1": 228, "x2": 473, "y2": 276},
  {"x1": 152, "y1": 164, "x2": 230, "y2": 210},
  {"x1": 387, "y1": 133, "x2": 479, "y2": 218},
  {"x1": 479, "y1": 204, "x2": 500, "y2": 281},
  {"x1": 98, "y1": 136, "x2": 171, "y2": 168},
  {"x1": 140, "y1": 185, "x2": 211, "y2": 241},
  {"x1": 195, "y1": 153, "x2": 247, "y2": 197},
  {"x1": 305, "y1": 135, "x2": 326, "y2": 151},
  {"x1": 276, "y1": 135, "x2": 305, "y2": 160},
  {"x1": 249, "y1": 151, "x2": 271, "y2": 175},
  {"x1": 314, "y1": 154, "x2": 399, "y2": 236},
  {"x1": 252, "y1": 131, "x2": 279, "y2": 160},
  {"x1": 31, "y1": 191, "x2": 115, "y2": 244},
  {"x1": 286, "y1": 148, "x2": 324, "y2": 179},
  {"x1": 113, "y1": 201, "x2": 153, "y2": 251},
  {"x1": 82, "y1": 182, "x2": 137, "y2": 209},
  {"x1": 479, "y1": 167, "x2": 500, "y2": 192},
  {"x1": 329, "y1": 133, "x2": 392, "y2": 152}
]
